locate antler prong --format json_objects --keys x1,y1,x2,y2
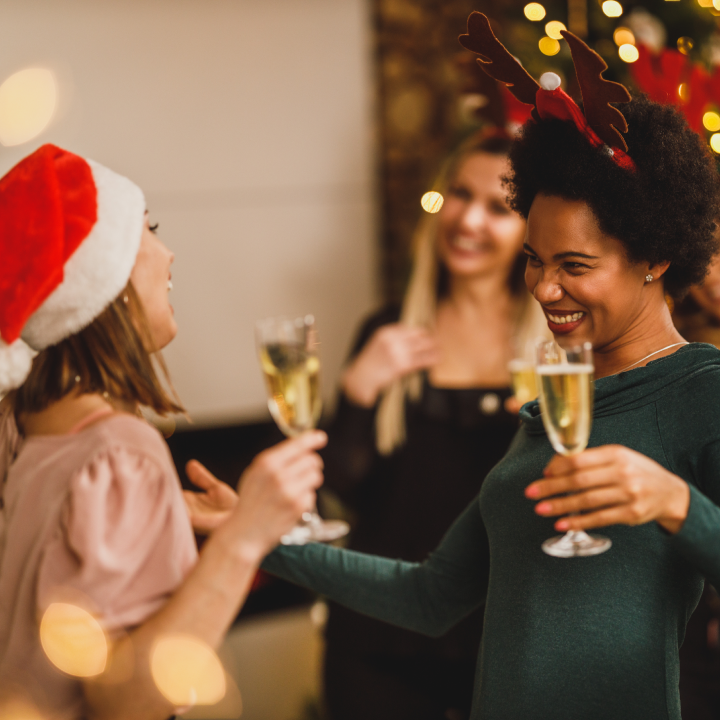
[
  {"x1": 459, "y1": 12, "x2": 540, "y2": 120},
  {"x1": 560, "y1": 30, "x2": 632, "y2": 151}
]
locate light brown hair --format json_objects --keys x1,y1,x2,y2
[{"x1": 13, "y1": 281, "x2": 183, "y2": 418}]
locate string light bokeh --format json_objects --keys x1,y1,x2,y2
[{"x1": 421, "y1": 191, "x2": 444, "y2": 214}]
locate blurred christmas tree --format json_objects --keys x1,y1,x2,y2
[{"x1": 459, "y1": 0, "x2": 720, "y2": 156}]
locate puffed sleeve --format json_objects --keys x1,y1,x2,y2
[{"x1": 36, "y1": 445, "x2": 197, "y2": 634}]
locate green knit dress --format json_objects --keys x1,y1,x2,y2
[{"x1": 263, "y1": 343, "x2": 720, "y2": 719}]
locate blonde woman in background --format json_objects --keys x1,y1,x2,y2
[{"x1": 318, "y1": 130, "x2": 548, "y2": 720}]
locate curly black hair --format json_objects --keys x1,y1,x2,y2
[{"x1": 505, "y1": 94, "x2": 720, "y2": 298}]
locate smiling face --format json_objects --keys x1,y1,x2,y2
[
  {"x1": 129, "y1": 217, "x2": 176, "y2": 351},
  {"x1": 524, "y1": 194, "x2": 667, "y2": 352},
  {"x1": 436, "y1": 152, "x2": 526, "y2": 282},
  {"x1": 689, "y1": 252, "x2": 720, "y2": 323}
]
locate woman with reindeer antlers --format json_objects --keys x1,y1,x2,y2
[{"x1": 186, "y1": 13, "x2": 720, "y2": 719}]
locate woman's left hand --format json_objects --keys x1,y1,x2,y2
[{"x1": 525, "y1": 445, "x2": 691, "y2": 534}]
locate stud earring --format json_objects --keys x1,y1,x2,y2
[
  {"x1": 123, "y1": 294, "x2": 129, "y2": 304},
  {"x1": 645, "y1": 274, "x2": 654, "y2": 283}
]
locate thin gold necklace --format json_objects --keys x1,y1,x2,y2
[{"x1": 617, "y1": 342, "x2": 689, "y2": 374}]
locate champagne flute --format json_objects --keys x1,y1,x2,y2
[
  {"x1": 536, "y1": 340, "x2": 611, "y2": 558},
  {"x1": 508, "y1": 339, "x2": 539, "y2": 406},
  {"x1": 256, "y1": 315, "x2": 349, "y2": 545}
]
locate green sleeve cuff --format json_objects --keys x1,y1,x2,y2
[{"x1": 672, "y1": 483, "x2": 720, "y2": 587}]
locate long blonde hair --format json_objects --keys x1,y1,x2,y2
[{"x1": 375, "y1": 131, "x2": 548, "y2": 455}]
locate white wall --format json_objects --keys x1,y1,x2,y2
[{"x1": 0, "y1": 0, "x2": 377, "y2": 425}]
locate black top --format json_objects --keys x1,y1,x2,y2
[{"x1": 322, "y1": 307, "x2": 519, "y2": 658}]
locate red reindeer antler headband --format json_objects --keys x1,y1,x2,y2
[{"x1": 458, "y1": 12, "x2": 636, "y2": 172}]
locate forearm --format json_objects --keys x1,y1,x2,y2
[
  {"x1": 263, "y1": 499, "x2": 489, "y2": 637},
  {"x1": 673, "y1": 484, "x2": 720, "y2": 589},
  {"x1": 84, "y1": 523, "x2": 261, "y2": 720}
]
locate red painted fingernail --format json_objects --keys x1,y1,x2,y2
[
  {"x1": 535, "y1": 502, "x2": 551, "y2": 515},
  {"x1": 525, "y1": 485, "x2": 540, "y2": 498},
  {"x1": 556, "y1": 519, "x2": 570, "y2": 530}
]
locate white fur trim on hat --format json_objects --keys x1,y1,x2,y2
[
  {"x1": 0, "y1": 338, "x2": 37, "y2": 395},
  {"x1": 22, "y1": 160, "x2": 145, "y2": 350}
]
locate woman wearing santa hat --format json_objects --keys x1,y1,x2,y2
[{"x1": 0, "y1": 143, "x2": 326, "y2": 720}]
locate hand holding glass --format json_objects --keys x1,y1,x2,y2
[
  {"x1": 536, "y1": 340, "x2": 611, "y2": 558},
  {"x1": 256, "y1": 315, "x2": 349, "y2": 545}
]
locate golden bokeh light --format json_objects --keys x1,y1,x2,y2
[
  {"x1": 39, "y1": 603, "x2": 107, "y2": 678},
  {"x1": 710, "y1": 133, "x2": 720, "y2": 153},
  {"x1": 698, "y1": 0, "x2": 713, "y2": 7},
  {"x1": 524, "y1": 3, "x2": 546, "y2": 21},
  {"x1": 0, "y1": 699, "x2": 46, "y2": 720},
  {"x1": 545, "y1": 21, "x2": 567, "y2": 39},
  {"x1": 613, "y1": 27, "x2": 635, "y2": 46},
  {"x1": 421, "y1": 191, "x2": 444, "y2": 214},
  {"x1": 539, "y1": 37, "x2": 561, "y2": 56},
  {"x1": 704, "y1": 112, "x2": 720, "y2": 131},
  {"x1": 0, "y1": 68, "x2": 57, "y2": 147},
  {"x1": 678, "y1": 83, "x2": 690, "y2": 101},
  {"x1": 677, "y1": 37, "x2": 694, "y2": 54},
  {"x1": 618, "y1": 44, "x2": 639, "y2": 63},
  {"x1": 602, "y1": 1, "x2": 624, "y2": 17},
  {"x1": 151, "y1": 634, "x2": 226, "y2": 707},
  {"x1": 714, "y1": 0, "x2": 720, "y2": 10}
]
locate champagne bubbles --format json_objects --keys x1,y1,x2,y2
[
  {"x1": 545, "y1": 21, "x2": 566, "y2": 39},
  {"x1": 524, "y1": 3, "x2": 546, "y2": 21},
  {"x1": 39, "y1": 603, "x2": 108, "y2": 678},
  {"x1": 602, "y1": 1, "x2": 624, "y2": 17},
  {"x1": 0, "y1": 68, "x2": 57, "y2": 146},
  {"x1": 421, "y1": 191, "x2": 444, "y2": 214},
  {"x1": 618, "y1": 44, "x2": 639, "y2": 63},
  {"x1": 539, "y1": 37, "x2": 561, "y2": 56},
  {"x1": 677, "y1": 37, "x2": 694, "y2": 55},
  {"x1": 150, "y1": 634, "x2": 226, "y2": 707},
  {"x1": 613, "y1": 27, "x2": 635, "y2": 46},
  {"x1": 703, "y1": 112, "x2": 720, "y2": 131}
]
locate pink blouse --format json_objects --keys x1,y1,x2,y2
[{"x1": 0, "y1": 399, "x2": 197, "y2": 718}]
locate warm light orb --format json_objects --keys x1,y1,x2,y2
[
  {"x1": 0, "y1": 699, "x2": 45, "y2": 720},
  {"x1": 677, "y1": 37, "x2": 694, "y2": 54},
  {"x1": 39, "y1": 603, "x2": 107, "y2": 678},
  {"x1": 698, "y1": 0, "x2": 713, "y2": 7},
  {"x1": 0, "y1": 68, "x2": 57, "y2": 147},
  {"x1": 613, "y1": 27, "x2": 635, "y2": 46},
  {"x1": 151, "y1": 634, "x2": 226, "y2": 707},
  {"x1": 602, "y1": 1, "x2": 624, "y2": 17},
  {"x1": 545, "y1": 21, "x2": 567, "y2": 39},
  {"x1": 618, "y1": 44, "x2": 639, "y2": 62},
  {"x1": 710, "y1": 133, "x2": 720, "y2": 153},
  {"x1": 524, "y1": 3, "x2": 546, "y2": 21},
  {"x1": 421, "y1": 191, "x2": 444, "y2": 214},
  {"x1": 678, "y1": 83, "x2": 690, "y2": 101},
  {"x1": 704, "y1": 111, "x2": 720, "y2": 131},
  {"x1": 714, "y1": 0, "x2": 720, "y2": 10},
  {"x1": 539, "y1": 36, "x2": 561, "y2": 55}
]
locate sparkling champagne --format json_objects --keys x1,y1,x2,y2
[
  {"x1": 508, "y1": 359, "x2": 538, "y2": 405},
  {"x1": 260, "y1": 342, "x2": 321, "y2": 436},
  {"x1": 537, "y1": 363, "x2": 594, "y2": 456}
]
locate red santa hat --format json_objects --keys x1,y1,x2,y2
[{"x1": 0, "y1": 144, "x2": 145, "y2": 394}]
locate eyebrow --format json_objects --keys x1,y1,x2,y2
[{"x1": 523, "y1": 243, "x2": 599, "y2": 261}]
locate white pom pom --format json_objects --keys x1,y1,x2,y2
[
  {"x1": 0, "y1": 338, "x2": 37, "y2": 394},
  {"x1": 539, "y1": 73, "x2": 562, "y2": 91}
]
